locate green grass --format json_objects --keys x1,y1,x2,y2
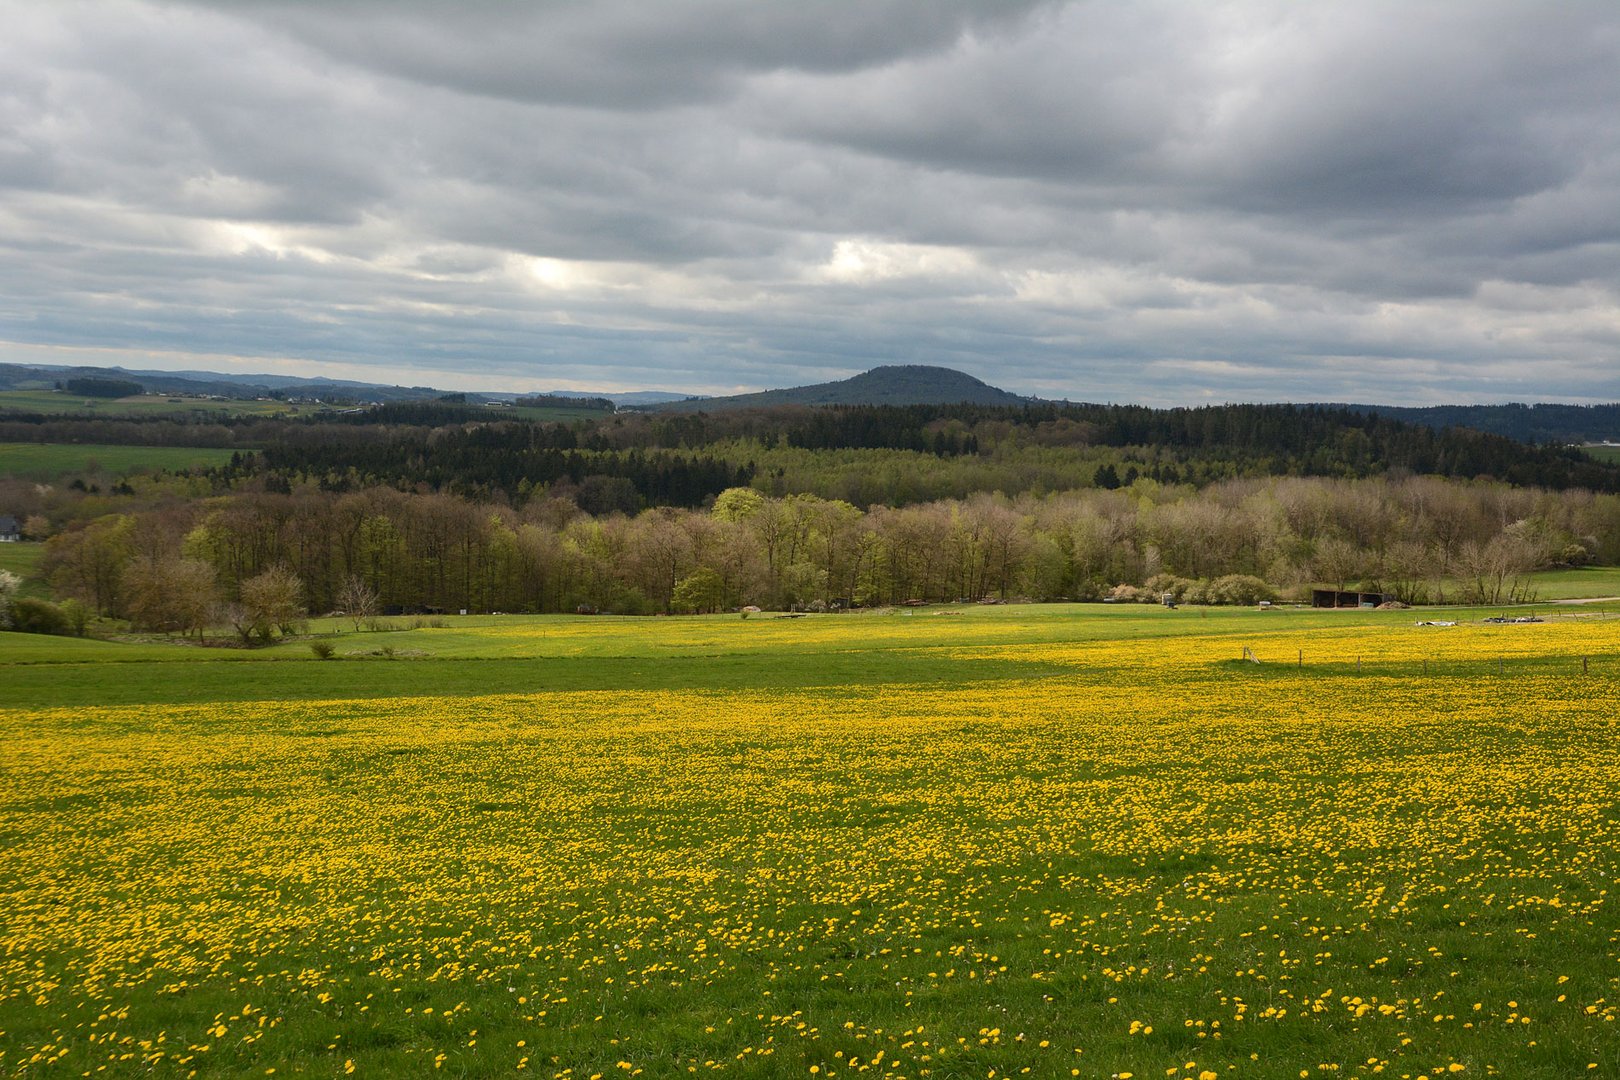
[
  {"x1": 4, "y1": 599, "x2": 1616, "y2": 708},
  {"x1": 1520, "y1": 564, "x2": 1620, "y2": 599},
  {"x1": 1579, "y1": 443, "x2": 1620, "y2": 463},
  {"x1": 2, "y1": 604, "x2": 1230, "y2": 706},
  {"x1": 502, "y1": 403, "x2": 616, "y2": 422},
  {"x1": 0, "y1": 390, "x2": 609, "y2": 423},
  {"x1": 0, "y1": 441, "x2": 239, "y2": 479},
  {"x1": 2, "y1": 606, "x2": 1617, "y2": 1078},
  {"x1": 0, "y1": 541, "x2": 41, "y2": 574},
  {"x1": 0, "y1": 542, "x2": 50, "y2": 599},
  {"x1": 1419, "y1": 564, "x2": 1620, "y2": 603},
  {"x1": 1308, "y1": 565, "x2": 1620, "y2": 604},
  {"x1": 0, "y1": 389, "x2": 313, "y2": 417}
]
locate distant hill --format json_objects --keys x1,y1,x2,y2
[
  {"x1": 1331, "y1": 402, "x2": 1620, "y2": 445},
  {"x1": 644, "y1": 365, "x2": 1028, "y2": 412},
  {"x1": 0, "y1": 362, "x2": 447, "y2": 404},
  {"x1": 0, "y1": 362, "x2": 696, "y2": 410}
]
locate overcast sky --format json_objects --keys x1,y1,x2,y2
[{"x1": 2, "y1": 1, "x2": 1617, "y2": 404}]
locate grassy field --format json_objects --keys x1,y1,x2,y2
[
  {"x1": 2, "y1": 605, "x2": 1618, "y2": 1079},
  {"x1": 0, "y1": 390, "x2": 609, "y2": 423},
  {"x1": 0, "y1": 442, "x2": 239, "y2": 479},
  {"x1": 1517, "y1": 564, "x2": 1620, "y2": 600},
  {"x1": 503, "y1": 403, "x2": 618, "y2": 423},
  {"x1": 0, "y1": 389, "x2": 312, "y2": 418},
  {"x1": 0, "y1": 542, "x2": 49, "y2": 599},
  {"x1": 1580, "y1": 444, "x2": 1620, "y2": 464}
]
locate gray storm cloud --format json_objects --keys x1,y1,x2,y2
[{"x1": 0, "y1": 0, "x2": 1616, "y2": 403}]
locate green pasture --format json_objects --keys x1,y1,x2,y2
[
  {"x1": 0, "y1": 540, "x2": 43, "y2": 578},
  {"x1": 503, "y1": 403, "x2": 616, "y2": 422},
  {"x1": 0, "y1": 441, "x2": 238, "y2": 479},
  {"x1": 1517, "y1": 563, "x2": 1620, "y2": 599},
  {"x1": 1580, "y1": 443, "x2": 1620, "y2": 463},
  {"x1": 0, "y1": 388, "x2": 312, "y2": 417},
  {"x1": 1397, "y1": 563, "x2": 1620, "y2": 603},
  {"x1": 0, "y1": 542, "x2": 49, "y2": 599},
  {"x1": 2, "y1": 603, "x2": 1247, "y2": 707},
  {"x1": 4, "y1": 598, "x2": 1617, "y2": 709}
]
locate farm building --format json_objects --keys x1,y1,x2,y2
[
  {"x1": 0, "y1": 515, "x2": 21, "y2": 542},
  {"x1": 1312, "y1": 588, "x2": 1395, "y2": 608}
]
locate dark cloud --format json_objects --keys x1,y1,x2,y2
[
  {"x1": 0, "y1": 0, "x2": 1616, "y2": 404},
  {"x1": 225, "y1": 0, "x2": 1057, "y2": 110}
]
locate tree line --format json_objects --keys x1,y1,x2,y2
[
  {"x1": 31, "y1": 473, "x2": 1615, "y2": 636},
  {"x1": 197, "y1": 402, "x2": 1620, "y2": 511},
  {"x1": 7, "y1": 400, "x2": 1618, "y2": 512}
]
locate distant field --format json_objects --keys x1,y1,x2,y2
[
  {"x1": 1522, "y1": 563, "x2": 1620, "y2": 599},
  {"x1": 1421, "y1": 564, "x2": 1620, "y2": 602},
  {"x1": 2, "y1": 604, "x2": 1617, "y2": 1078},
  {"x1": 0, "y1": 389, "x2": 617, "y2": 423},
  {"x1": 1581, "y1": 443, "x2": 1620, "y2": 463},
  {"x1": 0, "y1": 441, "x2": 239, "y2": 478},
  {"x1": 1309, "y1": 565, "x2": 1620, "y2": 604},
  {"x1": 0, "y1": 542, "x2": 48, "y2": 599},
  {"x1": 0, "y1": 541, "x2": 41, "y2": 577},
  {"x1": 501, "y1": 403, "x2": 617, "y2": 422},
  {"x1": 0, "y1": 389, "x2": 311, "y2": 417}
]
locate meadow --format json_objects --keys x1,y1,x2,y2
[
  {"x1": 0, "y1": 390, "x2": 601, "y2": 424},
  {"x1": 504, "y1": 404, "x2": 618, "y2": 423},
  {"x1": 1, "y1": 604, "x2": 1617, "y2": 1079},
  {"x1": 1510, "y1": 564, "x2": 1620, "y2": 601},
  {"x1": 1582, "y1": 445, "x2": 1620, "y2": 465},
  {"x1": 0, "y1": 443, "x2": 239, "y2": 481},
  {"x1": 0, "y1": 543, "x2": 47, "y2": 599},
  {"x1": 0, "y1": 391, "x2": 307, "y2": 418}
]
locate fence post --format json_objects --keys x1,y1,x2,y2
[
  {"x1": 1583, "y1": 655, "x2": 1589, "y2": 675},
  {"x1": 1298, "y1": 648, "x2": 1302, "y2": 669}
]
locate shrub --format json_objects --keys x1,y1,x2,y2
[
  {"x1": 1070, "y1": 578, "x2": 1107, "y2": 602},
  {"x1": 1209, "y1": 574, "x2": 1280, "y2": 606},
  {"x1": 309, "y1": 640, "x2": 336, "y2": 660},
  {"x1": 0, "y1": 569, "x2": 17, "y2": 629},
  {"x1": 10, "y1": 597, "x2": 72, "y2": 636},
  {"x1": 1182, "y1": 579, "x2": 1215, "y2": 605},
  {"x1": 1145, "y1": 574, "x2": 1194, "y2": 603}
]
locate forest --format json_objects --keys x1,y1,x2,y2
[
  {"x1": 5, "y1": 399, "x2": 1619, "y2": 632},
  {"x1": 6, "y1": 399, "x2": 1617, "y2": 505}
]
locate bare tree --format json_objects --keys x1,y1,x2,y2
[
  {"x1": 1312, "y1": 537, "x2": 1366, "y2": 593},
  {"x1": 1455, "y1": 534, "x2": 1539, "y2": 604},
  {"x1": 335, "y1": 574, "x2": 379, "y2": 631}
]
